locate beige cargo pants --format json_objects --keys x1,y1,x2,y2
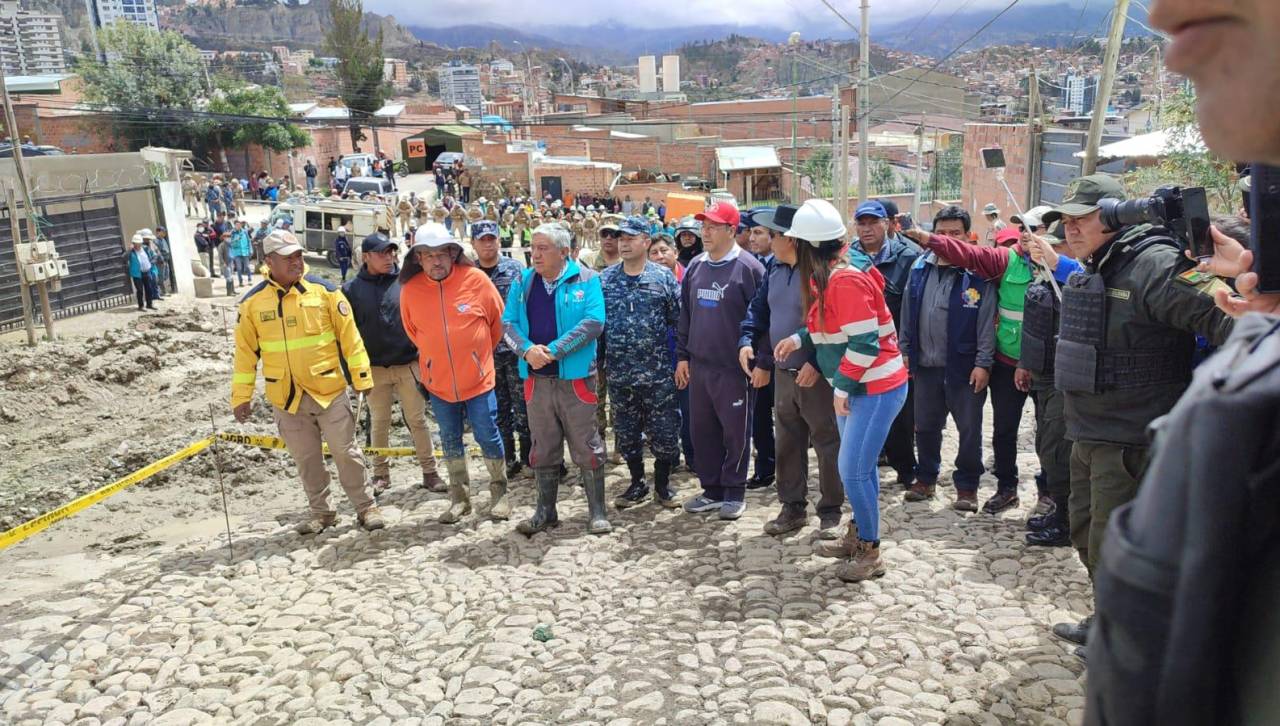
[
  {"x1": 273, "y1": 390, "x2": 374, "y2": 519},
  {"x1": 367, "y1": 364, "x2": 438, "y2": 478}
]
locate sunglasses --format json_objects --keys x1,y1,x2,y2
[
  {"x1": 1018, "y1": 225, "x2": 1045, "y2": 233},
  {"x1": 601, "y1": 230, "x2": 621, "y2": 238}
]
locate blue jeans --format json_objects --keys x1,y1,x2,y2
[
  {"x1": 233, "y1": 255, "x2": 252, "y2": 285},
  {"x1": 836, "y1": 383, "x2": 908, "y2": 544},
  {"x1": 428, "y1": 389, "x2": 505, "y2": 460}
]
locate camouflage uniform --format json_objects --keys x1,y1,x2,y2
[
  {"x1": 600, "y1": 260, "x2": 681, "y2": 464},
  {"x1": 480, "y1": 254, "x2": 530, "y2": 467}
]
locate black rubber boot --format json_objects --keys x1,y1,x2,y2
[
  {"x1": 518, "y1": 433, "x2": 532, "y2": 468},
  {"x1": 615, "y1": 458, "x2": 649, "y2": 509},
  {"x1": 653, "y1": 458, "x2": 679, "y2": 508},
  {"x1": 516, "y1": 467, "x2": 560, "y2": 536},
  {"x1": 582, "y1": 466, "x2": 612, "y2": 534},
  {"x1": 1027, "y1": 494, "x2": 1069, "y2": 531}
]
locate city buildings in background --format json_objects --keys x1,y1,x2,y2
[
  {"x1": 437, "y1": 61, "x2": 483, "y2": 112},
  {"x1": 0, "y1": 1, "x2": 65, "y2": 75},
  {"x1": 88, "y1": 0, "x2": 159, "y2": 30}
]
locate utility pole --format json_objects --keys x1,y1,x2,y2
[
  {"x1": 2, "y1": 74, "x2": 54, "y2": 341},
  {"x1": 841, "y1": 101, "x2": 851, "y2": 224},
  {"x1": 831, "y1": 85, "x2": 841, "y2": 208},
  {"x1": 1027, "y1": 68, "x2": 1040, "y2": 205},
  {"x1": 1082, "y1": 0, "x2": 1131, "y2": 175},
  {"x1": 856, "y1": 0, "x2": 871, "y2": 201},
  {"x1": 913, "y1": 116, "x2": 925, "y2": 222},
  {"x1": 790, "y1": 46, "x2": 799, "y2": 201}
]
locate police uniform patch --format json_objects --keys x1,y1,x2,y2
[
  {"x1": 1106, "y1": 288, "x2": 1132, "y2": 301},
  {"x1": 259, "y1": 310, "x2": 277, "y2": 322},
  {"x1": 337, "y1": 300, "x2": 350, "y2": 316},
  {"x1": 1175, "y1": 267, "x2": 1232, "y2": 297},
  {"x1": 286, "y1": 316, "x2": 298, "y2": 327}
]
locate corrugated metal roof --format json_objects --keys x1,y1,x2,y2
[
  {"x1": 375, "y1": 104, "x2": 405, "y2": 117},
  {"x1": 418, "y1": 124, "x2": 483, "y2": 137},
  {"x1": 1072, "y1": 129, "x2": 1204, "y2": 161},
  {"x1": 715, "y1": 145, "x2": 781, "y2": 171},
  {"x1": 304, "y1": 106, "x2": 350, "y2": 120},
  {"x1": 2, "y1": 73, "x2": 73, "y2": 93},
  {"x1": 288, "y1": 102, "x2": 317, "y2": 115}
]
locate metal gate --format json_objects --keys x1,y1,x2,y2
[
  {"x1": 0, "y1": 191, "x2": 133, "y2": 330},
  {"x1": 1038, "y1": 129, "x2": 1129, "y2": 206}
]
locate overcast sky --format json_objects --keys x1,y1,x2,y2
[{"x1": 364, "y1": 0, "x2": 1071, "y2": 30}]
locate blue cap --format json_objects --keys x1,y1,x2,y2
[
  {"x1": 619, "y1": 215, "x2": 650, "y2": 236},
  {"x1": 470, "y1": 220, "x2": 499, "y2": 239},
  {"x1": 854, "y1": 200, "x2": 888, "y2": 220}
]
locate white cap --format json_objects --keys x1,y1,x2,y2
[
  {"x1": 784, "y1": 199, "x2": 848, "y2": 244},
  {"x1": 411, "y1": 222, "x2": 458, "y2": 251},
  {"x1": 1011, "y1": 204, "x2": 1054, "y2": 229},
  {"x1": 263, "y1": 229, "x2": 304, "y2": 257},
  {"x1": 136, "y1": 228, "x2": 155, "y2": 240}
]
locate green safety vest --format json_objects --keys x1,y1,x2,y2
[{"x1": 996, "y1": 251, "x2": 1034, "y2": 361}]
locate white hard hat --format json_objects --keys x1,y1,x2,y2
[
  {"x1": 784, "y1": 199, "x2": 847, "y2": 244},
  {"x1": 411, "y1": 222, "x2": 458, "y2": 251}
]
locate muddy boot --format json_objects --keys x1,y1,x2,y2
[
  {"x1": 484, "y1": 457, "x2": 511, "y2": 521},
  {"x1": 516, "y1": 467, "x2": 561, "y2": 536},
  {"x1": 814, "y1": 520, "x2": 859, "y2": 558},
  {"x1": 653, "y1": 458, "x2": 679, "y2": 509},
  {"x1": 438, "y1": 458, "x2": 472, "y2": 524},
  {"x1": 836, "y1": 540, "x2": 886, "y2": 582},
  {"x1": 582, "y1": 466, "x2": 612, "y2": 535}
]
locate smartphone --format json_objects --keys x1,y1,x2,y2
[
  {"x1": 1250, "y1": 164, "x2": 1280, "y2": 293},
  {"x1": 980, "y1": 147, "x2": 1006, "y2": 170},
  {"x1": 1182, "y1": 186, "x2": 1213, "y2": 260}
]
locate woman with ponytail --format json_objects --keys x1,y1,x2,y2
[{"x1": 774, "y1": 199, "x2": 909, "y2": 582}]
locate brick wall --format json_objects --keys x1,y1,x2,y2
[
  {"x1": 961, "y1": 123, "x2": 1031, "y2": 239},
  {"x1": 536, "y1": 165, "x2": 616, "y2": 201}
]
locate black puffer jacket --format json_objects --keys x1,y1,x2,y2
[{"x1": 342, "y1": 264, "x2": 418, "y2": 367}]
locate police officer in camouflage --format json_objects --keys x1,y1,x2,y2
[
  {"x1": 601, "y1": 216, "x2": 682, "y2": 508},
  {"x1": 472, "y1": 220, "x2": 530, "y2": 477},
  {"x1": 1038, "y1": 174, "x2": 1235, "y2": 656}
]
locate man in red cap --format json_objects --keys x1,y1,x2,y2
[{"x1": 676, "y1": 200, "x2": 766, "y2": 520}]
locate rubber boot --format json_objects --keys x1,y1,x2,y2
[
  {"x1": 484, "y1": 457, "x2": 511, "y2": 520},
  {"x1": 503, "y1": 432, "x2": 522, "y2": 478},
  {"x1": 438, "y1": 458, "x2": 472, "y2": 524},
  {"x1": 582, "y1": 466, "x2": 612, "y2": 535},
  {"x1": 516, "y1": 467, "x2": 560, "y2": 536},
  {"x1": 518, "y1": 433, "x2": 532, "y2": 468},
  {"x1": 653, "y1": 458, "x2": 679, "y2": 508}
]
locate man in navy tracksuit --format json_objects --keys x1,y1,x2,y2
[{"x1": 676, "y1": 201, "x2": 765, "y2": 520}]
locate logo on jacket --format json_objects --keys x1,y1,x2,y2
[
  {"x1": 697, "y1": 281, "x2": 729, "y2": 307},
  {"x1": 731, "y1": 398, "x2": 744, "y2": 407},
  {"x1": 961, "y1": 287, "x2": 981, "y2": 307},
  {"x1": 456, "y1": 303, "x2": 470, "y2": 313},
  {"x1": 572, "y1": 289, "x2": 585, "y2": 302}
]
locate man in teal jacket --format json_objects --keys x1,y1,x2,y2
[{"x1": 503, "y1": 222, "x2": 610, "y2": 536}]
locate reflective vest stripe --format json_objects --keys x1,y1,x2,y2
[
  {"x1": 232, "y1": 371, "x2": 256, "y2": 384},
  {"x1": 259, "y1": 330, "x2": 336, "y2": 353},
  {"x1": 999, "y1": 307, "x2": 1024, "y2": 322},
  {"x1": 346, "y1": 350, "x2": 370, "y2": 369}
]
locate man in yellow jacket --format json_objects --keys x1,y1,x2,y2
[{"x1": 231, "y1": 229, "x2": 385, "y2": 534}]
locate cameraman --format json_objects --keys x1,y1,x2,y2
[{"x1": 1036, "y1": 174, "x2": 1235, "y2": 658}]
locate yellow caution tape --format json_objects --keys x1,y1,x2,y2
[
  {"x1": 0, "y1": 436, "x2": 215, "y2": 551},
  {"x1": 214, "y1": 432, "x2": 445, "y2": 458}
]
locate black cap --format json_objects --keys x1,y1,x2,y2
[
  {"x1": 361, "y1": 232, "x2": 397, "y2": 254},
  {"x1": 876, "y1": 198, "x2": 900, "y2": 218}
]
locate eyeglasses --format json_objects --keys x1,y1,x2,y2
[{"x1": 600, "y1": 230, "x2": 621, "y2": 238}]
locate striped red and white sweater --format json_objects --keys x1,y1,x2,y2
[{"x1": 789, "y1": 259, "x2": 908, "y2": 398}]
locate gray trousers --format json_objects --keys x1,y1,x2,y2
[
  {"x1": 525, "y1": 375, "x2": 605, "y2": 470},
  {"x1": 774, "y1": 369, "x2": 844, "y2": 516}
]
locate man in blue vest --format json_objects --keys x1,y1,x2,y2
[{"x1": 898, "y1": 206, "x2": 996, "y2": 512}]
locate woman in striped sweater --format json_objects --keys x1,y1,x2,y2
[{"x1": 774, "y1": 199, "x2": 909, "y2": 582}]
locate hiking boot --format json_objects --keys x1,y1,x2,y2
[
  {"x1": 1052, "y1": 615, "x2": 1093, "y2": 646},
  {"x1": 653, "y1": 459, "x2": 679, "y2": 509},
  {"x1": 982, "y1": 490, "x2": 1020, "y2": 514},
  {"x1": 1025, "y1": 523, "x2": 1072, "y2": 547},
  {"x1": 904, "y1": 482, "x2": 936, "y2": 502},
  {"x1": 582, "y1": 466, "x2": 612, "y2": 534},
  {"x1": 615, "y1": 459, "x2": 649, "y2": 509},
  {"x1": 484, "y1": 457, "x2": 510, "y2": 520},
  {"x1": 516, "y1": 467, "x2": 561, "y2": 536},
  {"x1": 369, "y1": 475, "x2": 391, "y2": 495},
  {"x1": 1033, "y1": 494, "x2": 1056, "y2": 516},
  {"x1": 952, "y1": 491, "x2": 979, "y2": 512},
  {"x1": 438, "y1": 458, "x2": 472, "y2": 524},
  {"x1": 683, "y1": 495, "x2": 723, "y2": 513},
  {"x1": 1028, "y1": 495, "x2": 1068, "y2": 530},
  {"x1": 419, "y1": 470, "x2": 446, "y2": 493},
  {"x1": 895, "y1": 473, "x2": 916, "y2": 490},
  {"x1": 836, "y1": 540, "x2": 886, "y2": 582},
  {"x1": 358, "y1": 506, "x2": 386, "y2": 531},
  {"x1": 815, "y1": 521, "x2": 859, "y2": 558},
  {"x1": 745, "y1": 473, "x2": 775, "y2": 490},
  {"x1": 719, "y1": 501, "x2": 746, "y2": 520},
  {"x1": 295, "y1": 514, "x2": 337, "y2": 535},
  {"x1": 764, "y1": 504, "x2": 807, "y2": 535},
  {"x1": 817, "y1": 512, "x2": 843, "y2": 540}
]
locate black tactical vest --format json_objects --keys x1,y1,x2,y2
[
  {"x1": 1019, "y1": 279, "x2": 1058, "y2": 375},
  {"x1": 1055, "y1": 234, "x2": 1192, "y2": 395}
]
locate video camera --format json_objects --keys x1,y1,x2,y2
[{"x1": 1098, "y1": 186, "x2": 1213, "y2": 259}]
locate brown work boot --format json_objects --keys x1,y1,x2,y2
[
  {"x1": 903, "y1": 481, "x2": 936, "y2": 502},
  {"x1": 295, "y1": 513, "x2": 337, "y2": 535},
  {"x1": 814, "y1": 521, "x2": 859, "y2": 558},
  {"x1": 952, "y1": 491, "x2": 979, "y2": 512},
  {"x1": 358, "y1": 506, "x2": 387, "y2": 531},
  {"x1": 439, "y1": 459, "x2": 472, "y2": 524},
  {"x1": 420, "y1": 470, "x2": 446, "y2": 493},
  {"x1": 484, "y1": 457, "x2": 511, "y2": 520},
  {"x1": 763, "y1": 504, "x2": 807, "y2": 536},
  {"x1": 836, "y1": 540, "x2": 886, "y2": 582},
  {"x1": 369, "y1": 475, "x2": 391, "y2": 495}
]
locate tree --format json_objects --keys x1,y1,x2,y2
[
  {"x1": 74, "y1": 22, "x2": 207, "y2": 151},
  {"x1": 324, "y1": 0, "x2": 389, "y2": 152},
  {"x1": 1123, "y1": 88, "x2": 1238, "y2": 213},
  {"x1": 868, "y1": 159, "x2": 897, "y2": 195},
  {"x1": 407, "y1": 75, "x2": 422, "y2": 93},
  {"x1": 201, "y1": 82, "x2": 310, "y2": 174}
]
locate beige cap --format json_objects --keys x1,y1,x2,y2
[{"x1": 263, "y1": 229, "x2": 304, "y2": 257}]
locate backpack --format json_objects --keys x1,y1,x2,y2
[{"x1": 1086, "y1": 314, "x2": 1280, "y2": 725}]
